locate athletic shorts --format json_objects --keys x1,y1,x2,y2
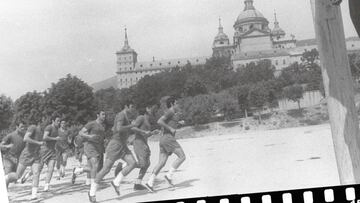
[
  {"x1": 133, "y1": 139, "x2": 150, "y2": 168},
  {"x1": 105, "y1": 139, "x2": 131, "y2": 162},
  {"x1": 159, "y1": 133, "x2": 182, "y2": 155},
  {"x1": 84, "y1": 143, "x2": 103, "y2": 159},
  {"x1": 19, "y1": 149, "x2": 40, "y2": 166},
  {"x1": 39, "y1": 146, "x2": 57, "y2": 164},
  {"x1": 2, "y1": 154, "x2": 18, "y2": 174}
]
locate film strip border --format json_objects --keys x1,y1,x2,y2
[{"x1": 144, "y1": 184, "x2": 360, "y2": 203}]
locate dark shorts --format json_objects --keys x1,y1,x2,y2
[
  {"x1": 19, "y1": 149, "x2": 40, "y2": 166},
  {"x1": 39, "y1": 146, "x2": 57, "y2": 165},
  {"x1": 105, "y1": 139, "x2": 131, "y2": 162},
  {"x1": 133, "y1": 139, "x2": 150, "y2": 168},
  {"x1": 84, "y1": 143, "x2": 103, "y2": 159},
  {"x1": 159, "y1": 134, "x2": 182, "y2": 155},
  {"x1": 2, "y1": 154, "x2": 18, "y2": 174}
]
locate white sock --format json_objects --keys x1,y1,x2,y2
[
  {"x1": 5, "y1": 175, "x2": 8, "y2": 181},
  {"x1": 60, "y1": 165, "x2": 65, "y2": 174},
  {"x1": 147, "y1": 174, "x2": 156, "y2": 187},
  {"x1": 85, "y1": 178, "x2": 91, "y2": 185},
  {"x1": 166, "y1": 167, "x2": 176, "y2": 179},
  {"x1": 31, "y1": 187, "x2": 38, "y2": 197},
  {"x1": 113, "y1": 172, "x2": 124, "y2": 186},
  {"x1": 122, "y1": 162, "x2": 127, "y2": 168},
  {"x1": 74, "y1": 167, "x2": 83, "y2": 174},
  {"x1": 89, "y1": 179, "x2": 97, "y2": 196},
  {"x1": 44, "y1": 183, "x2": 49, "y2": 190}
]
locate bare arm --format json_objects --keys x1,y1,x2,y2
[
  {"x1": 43, "y1": 130, "x2": 61, "y2": 141},
  {"x1": 79, "y1": 127, "x2": 94, "y2": 140},
  {"x1": 113, "y1": 115, "x2": 136, "y2": 134},
  {"x1": 24, "y1": 132, "x2": 43, "y2": 146},
  {"x1": 157, "y1": 116, "x2": 176, "y2": 135},
  {"x1": 0, "y1": 135, "x2": 13, "y2": 150}
]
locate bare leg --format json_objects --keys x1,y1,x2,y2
[
  {"x1": 45, "y1": 160, "x2": 56, "y2": 184},
  {"x1": 152, "y1": 152, "x2": 168, "y2": 175},
  {"x1": 5, "y1": 163, "x2": 27, "y2": 187},
  {"x1": 94, "y1": 158, "x2": 115, "y2": 183},
  {"x1": 171, "y1": 148, "x2": 186, "y2": 169}
]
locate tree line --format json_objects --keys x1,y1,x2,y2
[{"x1": 1, "y1": 49, "x2": 360, "y2": 134}]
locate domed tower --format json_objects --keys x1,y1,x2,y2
[
  {"x1": 271, "y1": 11, "x2": 285, "y2": 40},
  {"x1": 212, "y1": 18, "x2": 234, "y2": 58},
  {"x1": 233, "y1": 0, "x2": 272, "y2": 52},
  {"x1": 116, "y1": 28, "x2": 138, "y2": 89}
]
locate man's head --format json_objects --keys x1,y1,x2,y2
[
  {"x1": 51, "y1": 115, "x2": 61, "y2": 128},
  {"x1": 123, "y1": 100, "x2": 136, "y2": 115},
  {"x1": 96, "y1": 111, "x2": 106, "y2": 123},
  {"x1": 15, "y1": 121, "x2": 27, "y2": 135},
  {"x1": 166, "y1": 96, "x2": 180, "y2": 112},
  {"x1": 60, "y1": 119, "x2": 66, "y2": 129}
]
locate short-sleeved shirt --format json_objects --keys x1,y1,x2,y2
[
  {"x1": 56, "y1": 129, "x2": 70, "y2": 150},
  {"x1": 162, "y1": 109, "x2": 178, "y2": 135},
  {"x1": 24, "y1": 125, "x2": 43, "y2": 153},
  {"x1": 2, "y1": 130, "x2": 25, "y2": 158},
  {"x1": 84, "y1": 120, "x2": 105, "y2": 153},
  {"x1": 133, "y1": 115, "x2": 151, "y2": 143},
  {"x1": 112, "y1": 111, "x2": 131, "y2": 143},
  {"x1": 44, "y1": 125, "x2": 59, "y2": 149}
]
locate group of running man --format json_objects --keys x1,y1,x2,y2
[{"x1": 1, "y1": 96, "x2": 186, "y2": 202}]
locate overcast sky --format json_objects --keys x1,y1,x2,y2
[{"x1": 0, "y1": 0, "x2": 357, "y2": 100}]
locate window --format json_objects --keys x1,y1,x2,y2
[
  {"x1": 178, "y1": 61, "x2": 180, "y2": 64},
  {"x1": 159, "y1": 63, "x2": 162, "y2": 66},
  {"x1": 140, "y1": 65, "x2": 143, "y2": 67},
  {"x1": 168, "y1": 62, "x2": 171, "y2": 65},
  {"x1": 275, "y1": 60, "x2": 278, "y2": 65},
  {"x1": 196, "y1": 59, "x2": 199, "y2": 62},
  {"x1": 352, "y1": 44, "x2": 355, "y2": 47},
  {"x1": 150, "y1": 64, "x2": 153, "y2": 66},
  {"x1": 283, "y1": 59, "x2": 286, "y2": 65},
  {"x1": 220, "y1": 41, "x2": 224, "y2": 44}
]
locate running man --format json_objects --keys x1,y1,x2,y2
[
  {"x1": 130, "y1": 104, "x2": 160, "y2": 190},
  {"x1": 0, "y1": 122, "x2": 26, "y2": 175},
  {"x1": 55, "y1": 119, "x2": 72, "y2": 180},
  {"x1": 92, "y1": 100, "x2": 137, "y2": 201},
  {"x1": 145, "y1": 96, "x2": 186, "y2": 192},
  {"x1": 5, "y1": 121, "x2": 44, "y2": 200},
  {"x1": 72, "y1": 111, "x2": 106, "y2": 202},
  {"x1": 37, "y1": 115, "x2": 61, "y2": 192}
]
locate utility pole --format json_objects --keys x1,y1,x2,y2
[{"x1": 311, "y1": 0, "x2": 360, "y2": 184}]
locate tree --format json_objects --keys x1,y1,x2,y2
[
  {"x1": 213, "y1": 91, "x2": 238, "y2": 120},
  {"x1": 248, "y1": 82, "x2": 269, "y2": 123},
  {"x1": 301, "y1": 48, "x2": 319, "y2": 66},
  {"x1": 349, "y1": 52, "x2": 360, "y2": 81},
  {"x1": 237, "y1": 59, "x2": 275, "y2": 85},
  {"x1": 229, "y1": 85, "x2": 250, "y2": 117},
  {"x1": 13, "y1": 91, "x2": 44, "y2": 126},
  {"x1": 42, "y1": 74, "x2": 97, "y2": 125},
  {"x1": 183, "y1": 74, "x2": 208, "y2": 97},
  {"x1": 179, "y1": 94, "x2": 215, "y2": 125},
  {"x1": 283, "y1": 84, "x2": 304, "y2": 110},
  {"x1": 0, "y1": 95, "x2": 13, "y2": 130}
]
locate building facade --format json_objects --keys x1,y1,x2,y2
[{"x1": 92, "y1": 0, "x2": 360, "y2": 91}]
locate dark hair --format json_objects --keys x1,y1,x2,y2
[
  {"x1": 166, "y1": 96, "x2": 177, "y2": 108},
  {"x1": 51, "y1": 113, "x2": 61, "y2": 122},
  {"x1": 123, "y1": 100, "x2": 135, "y2": 109},
  {"x1": 15, "y1": 120, "x2": 26, "y2": 127},
  {"x1": 96, "y1": 110, "x2": 105, "y2": 116}
]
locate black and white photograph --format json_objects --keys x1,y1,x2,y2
[{"x1": 1, "y1": 0, "x2": 360, "y2": 202}]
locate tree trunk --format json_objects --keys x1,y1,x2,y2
[
  {"x1": 244, "y1": 109, "x2": 248, "y2": 118},
  {"x1": 311, "y1": 0, "x2": 360, "y2": 184},
  {"x1": 297, "y1": 100, "x2": 301, "y2": 110}
]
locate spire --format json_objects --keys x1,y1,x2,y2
[
  {"x1": 122, "y1": 27, "x2": 130, "y2": 50},
  {"x1": 218, "y1": 17, "x2": 224, "y2": 33},
  {"x1": 244, "y1": 0, "x2": 255, "y2": 11},
  {"x1": 274, "y1": 10, "x2": 280, "y2": 29}
]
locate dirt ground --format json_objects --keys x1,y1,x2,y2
[{"x1": 6, "y1": 123, "x2": 339, "y2": 203}]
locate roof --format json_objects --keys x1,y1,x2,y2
[{"x1": 91, "y1": 76, "x2": 117, "y2": 91}]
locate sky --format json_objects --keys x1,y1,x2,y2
[{"x1": 0, "y1": 0, "x2": 357, "y2": 100}]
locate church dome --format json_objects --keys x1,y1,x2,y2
[{"x1": 234, "y1": 0, "x2": 268, "y2": 28}]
